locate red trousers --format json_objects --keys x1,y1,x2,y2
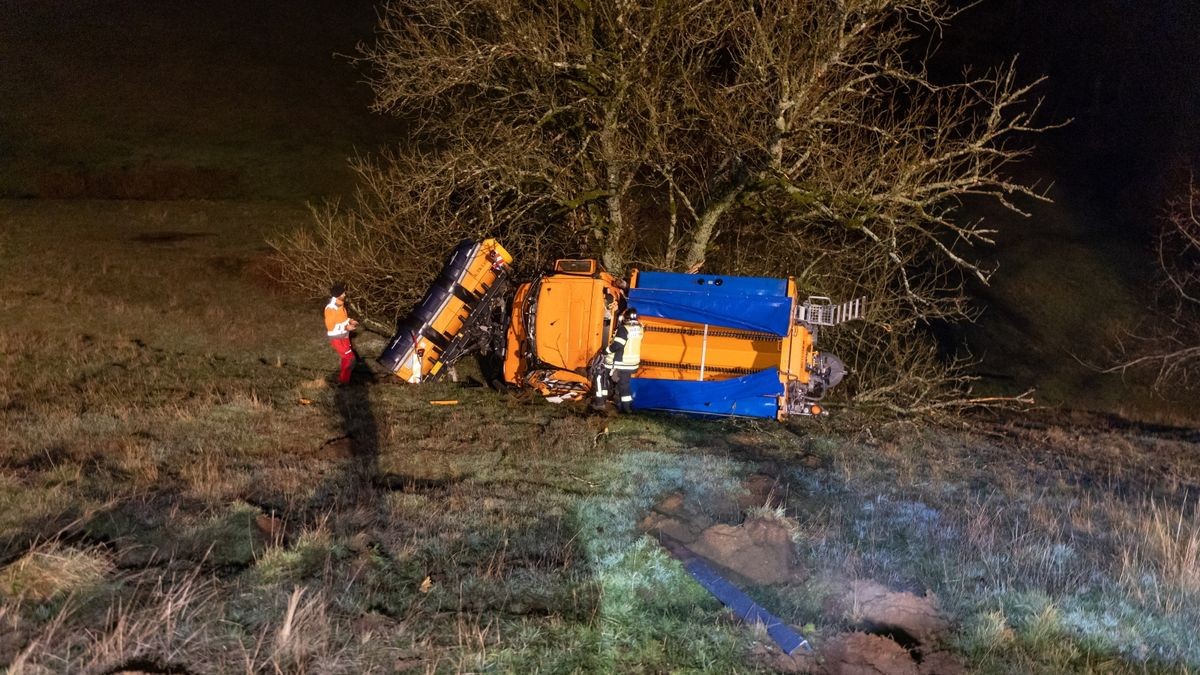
[{"x1": 329, "y1": 337, "x2": 355, "y2": 384}]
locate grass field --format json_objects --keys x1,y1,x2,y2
[
  {"x1": 0, "y1": 1, "x2": 403, "y2": 201},
  {"x1": 2, "y1": 200, "x2": 1199, "y2": 673}
]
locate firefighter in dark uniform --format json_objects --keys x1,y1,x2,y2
[{"x1": 599, "y1": 308, "x2": 644, "y2": 413}]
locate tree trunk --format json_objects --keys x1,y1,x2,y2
[
  {"x1": 683, "y1": 185, "x2": 743, "y2": 270},
  {"x1": 600, "y1": 109, "x2": 627, "y2": 272}
]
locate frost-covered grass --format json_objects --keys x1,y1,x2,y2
[{"x1": 781, "y1": 418, "x2": 1200, "y2": 673}]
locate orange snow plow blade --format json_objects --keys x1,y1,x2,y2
[{"x1": 378, "y1": 239, "x2": 512, "y2": 382}]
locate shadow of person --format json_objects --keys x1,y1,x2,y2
[{"x1": 331, "y1": 362, "x2": 380, "y2": 504}]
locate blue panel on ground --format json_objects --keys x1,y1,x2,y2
[
  {"x1": 631, "y1": 369, "x2": 783, "y2": 419},
  {"x1": 629, "y1": 271, "x2": 792, "y2": 336},
  {"x1": 681, "y1": 556, "x2": 811, "y2": 655}
]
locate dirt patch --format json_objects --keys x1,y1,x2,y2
[
  {"x1": 639, "y1": 491, "x2": 799, "y2": 585},
  {"x1": 638, "y1": 492, "x2": 714, "y2": 543},
  {"x1": 750, "y1": 642, "x2": 820, "y2": 673},
  {"x1": 916, "y1": 651, "x2": 967, "y2": 675},
  {"x1": 638, "y1": 482, "x2": 957, "y2": 672},
  {"x1": 805, "y1": 582, "x2": 959, "y2": 674},
  {"x1": 822, "y1": 632, "x2": 919, "y2": 675},
  {"x1": 848, "y1": 580, "x2": 950, "y2": 645},
  {"x1": 255, "y1": 513, "x2": 285, "y2": 543},
  {"x1": 640, "y1": 511, "x2": 708, "y2": 544},
  {"x1": 689, "y1": 519, "x2": 798, "y2": 585},
  {"x1": 739, "y1": 473, "x2": 785, "y2": 511}
]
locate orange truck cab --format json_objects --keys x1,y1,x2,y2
[{"x1": 503, "y1": 259, "x2": 623, "y2": 401}]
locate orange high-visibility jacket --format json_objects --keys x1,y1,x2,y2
[{"x1": 324, "y1": 298, "x2": 351, "y2": 337}]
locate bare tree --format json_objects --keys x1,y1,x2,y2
[
  {"x1": 272, "y1": 143, "x2": 570, "y2": 323},
  {"x1": 1107, "y1": 175, "x2": 1200, "y2": 389},
  {"x1": 275, "y1": 0, "x2": 1053, "y2": 412}
]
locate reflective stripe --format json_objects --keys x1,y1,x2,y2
[
  {"x1": 408, "y1": 351, "x2": 422, "y2": 383},
  {"x1": 325, "y1": 300, "x2": 351, "y2": 335},
  {"x1": 613, "y1": 336, "x2": 627, "y2": 345},
  {"x1": 616, "y1": 323, "x2": 643, "y2": 369},
  {"x1": 619, "y1": 395, "x2": 633, "y2": 402}
]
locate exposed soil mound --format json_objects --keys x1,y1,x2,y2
[
  {"x1": 750, "y1": 642, "x2": 820, "y2": 673},
  {"x1": 638, "y1": 492, "x2": 714, "y2": 543},
  {"x1": 689, "y1": 519, "x2": 796, "y2": 585},
  {"x1": 917, "y1": 651, "x2": 967, "y2": 675},
  {"x1": 822, "y1": 632, "x2": 919, "y2": 675},
  {"x1": 739, "y1": 473, "x2": 784, "y2": 511},
  {"x1": 849, "y1": 580, "x2": 950, "y2": 644},
  {"x1": 639, "y1": 492, "x2": 799, "y2": 585}
]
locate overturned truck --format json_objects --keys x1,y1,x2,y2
[{"x1": 379, "y1": 239, "x2": 863, "y2": 420}]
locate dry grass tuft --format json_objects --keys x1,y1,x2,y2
[
  {"x1": 0, "y1": 543, "x2": 113, "y2": 603},
  {"x1": 268, "y1": 586, "x2": 334, "y2": 673},
  {"x1": 9, "y1": 568, "x2": 217, "y2": 674},
  {"x1": 1118, "y1": 497, "x2": 1200, "y2": 612}
]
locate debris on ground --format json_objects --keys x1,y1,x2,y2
[{"x1": 638, "y1": 477, "x2": 961, "y2": 674}]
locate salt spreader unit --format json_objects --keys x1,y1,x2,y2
[{"x1": 379, "y1": 240, "x2": 863, "y2": 420}]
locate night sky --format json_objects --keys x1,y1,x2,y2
[
  {"x1": 4, "y1": 0, "x2": 1197, "y2": 224},
  {"x1": 942, "y1": 0, "x2": 1200, "y2": 238},
  {"x1": 4, "y1": 1, "x2": 1196, "y2": 209}
]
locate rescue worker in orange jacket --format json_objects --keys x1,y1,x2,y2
[
  {"x1": 598, "y1": 308, "x2": 643, "y2": 413},
  {"x1": 324, "y1": 283, "x2": 359, "y2": 385}
]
